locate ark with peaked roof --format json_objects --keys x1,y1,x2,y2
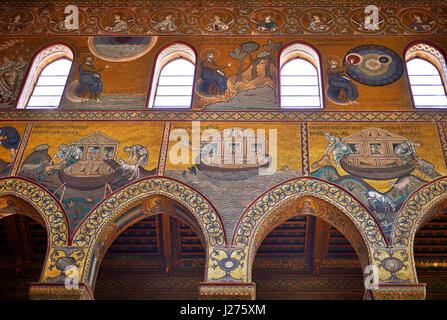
[
  {"x1": 341, "y1": 128, "x2": 414, "y2": 180},
  {"x1": 58, "y1": 132, "x2": 121, "y2": 190}
]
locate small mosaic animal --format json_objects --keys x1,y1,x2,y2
[
  {"x1": 390, "y1": 176, "x2": 415, "y2": 192},
  {"x1": 119, "y1": 158, "x2": 140, "y2": 180},
  {"x1": 360, "y1": 190, "x2": 396, "y2": 212}
]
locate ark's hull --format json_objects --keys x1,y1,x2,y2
[
  {"x1": 58, "y1": 160, "x2": 120, "y2": 190},
  {"x1": 196, "y1": 157, "x2": 271, "y2": 181},
  {"x1": 340, "y1": 158, "x2": 414, "y2": 180}
]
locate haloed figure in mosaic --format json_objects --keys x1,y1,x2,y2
[
  {"x1": 75, "y1": 56, "x2": 110, "y2": 104},
  {"x1": 198, "y1": 52, "x2": 232, "y2": 96},
  {"x1": 327, "y1": 58, "x2": 359, "y2": 105},
  {"x1": 6, "y1": 13, "x2": 30, "y2": 32}
]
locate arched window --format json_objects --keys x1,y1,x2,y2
[
  {"x1": 279, "y1": 43, "x2": 323, "y2": 109},
  {"x1": 147, "y1": 43, "x2": 196, "y2": 109},
  {"x1": 405, "y1": 42, "x2": 447, "y2": 109},
  {"x1": 16, "y1": 43, "x2": 73, "y2": 109}
]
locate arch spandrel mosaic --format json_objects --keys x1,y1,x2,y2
[
  {"x1": 308, "y1": 121, "x2": 447, "y2": 240},
  {"x1": 164, "y1": 121, "x2": 302, "y2": 243}
]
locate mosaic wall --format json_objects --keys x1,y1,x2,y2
[
  {"x1": 0, "y1": 34, "x2": 445, "y2": 111},
  {"x1": 0, "y1": 6, "x2": 445, "y2": 36}
]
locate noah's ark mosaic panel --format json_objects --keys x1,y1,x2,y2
[{"x1": 15, "y1": 121, "x2": 164, "y2": 231}]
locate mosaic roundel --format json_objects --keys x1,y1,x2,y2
[{"x1": 343, "y1": 45, "x2": 404, "y2": 86}]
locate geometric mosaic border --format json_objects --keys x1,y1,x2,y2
[
  {"x1": 1, "y1": 111, "x2": 447, "y2": 122},
  {"x1": 391, "y1": 177, "x2": 447, "y2": 247}
]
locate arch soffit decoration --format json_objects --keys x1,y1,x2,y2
[
  {"x1": 232, "y1": 177, "x2": 387, "y2": 268},
  {"x1": 0, "y1": 177, "x2": 69, "y2": 247},
  {"x1": 147, "y1": 41, "x2": 197, "y2": 109},
  {"x1": 248, "y1": 195, "x2": 371, "y2": 274},
  {"x1": 391, "y1": 176, "x2": 447, "y2": 248},
  {"x1": 83, "y1": 193, "x2": 209, "y2": 290}
]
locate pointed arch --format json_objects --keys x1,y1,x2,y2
[
  {"x1": 0, "y1": 177, "x2": 69, "y2": 246},
  {"x1": 89, "y1": 194, "x2": 209, "y2": 293}
]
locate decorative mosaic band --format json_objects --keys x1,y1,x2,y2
[
  {"x1": 1, "y1": 111, "x2": 447, "y2": 122},
  {"x1": 199, "y1": 282, "x2": 256, "y2": 300},
  {"x1": 0, "y1": 5, "x2": 446, "y2": 36},
  {"x1": 301, "y1": 122, "x2": 310, "y2": 176}
]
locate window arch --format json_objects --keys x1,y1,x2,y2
[
  {"x1": 16, "y1": 43, "x2": 73, "y2": 109},
  {"x1": 147, "y1": 42, "x2": 196, "y2": 109},
  {"x1": 279, "y1": 42, "x2": 323, "y2": 109},
  {"x1": 404, "y1": 42, "x2": 447, "y2": 109}
]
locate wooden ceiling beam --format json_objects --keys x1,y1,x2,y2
[
  {"x1": 161, "y1": 214, "x2": 173, "y2": 276},
  {"x1": 311, "y1": 217, "x2": 330, "y2": 277},
  {"x1": 4, "y1": 216, "x2": 24, "y2": 277}
]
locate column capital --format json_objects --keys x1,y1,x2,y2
[
  {"x1": 369, "y1": 283, "x2": 426, "y2": 300},
  {"x1": 29, "y1": 283, "x2": 94, "y2": 300},
  {"x1": 199, "y1": 282, "x2": 256, "y2": 300}
]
